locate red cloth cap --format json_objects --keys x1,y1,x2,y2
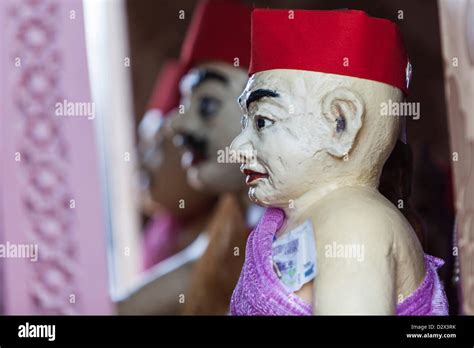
[
  {"x1": 181, "y1": 0, "x2": 251, "y2": 69},
  {"x1": 148, "y1": 60, "x2": 185, "y2": 115},
  {"x1": 250, "y1": 9, "x2": 411, "y2": 94}
]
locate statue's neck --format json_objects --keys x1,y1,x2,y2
[{"x1": 281, "y1": 179, "x2": 377, "y2": 229}]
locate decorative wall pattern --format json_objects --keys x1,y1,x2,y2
[
  {"x1": 1, "y1": 0, "x2": 111, "y2": 315},
  {"x1": 9, "y1": 0, "x2": 81, "y2": 314}
]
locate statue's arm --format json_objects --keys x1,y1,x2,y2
[{"x1": 312, "y1": 208, "x2": 396, "y2": 315}]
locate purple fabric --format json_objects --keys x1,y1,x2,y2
[
  {"x1": 142, "y1": 212, "x2": 182, "y2": 270},
  {"x1": 397, "y1": 254, "x2": 448, "y2": 315},
  {"x1": 230, "y1": 207, "x2": 449, "y2": 316}
]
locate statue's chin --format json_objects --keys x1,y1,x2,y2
[{"x1": 248, "y1": 187, "x2": 271, "y2": 207}]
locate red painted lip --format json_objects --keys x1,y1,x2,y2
[
  {"x1": 243, "y1": 169, "x2": 268, "y2": 184},
  {"x1": 190, "y1": 150, "x2": 206, "y2": 166},
  {"x1": 183, "y1": 149, "x2": 207, "y2": 168}
]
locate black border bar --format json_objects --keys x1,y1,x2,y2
[{"x1": 0, "y1": 315, "x2": 473, "y2": 345}]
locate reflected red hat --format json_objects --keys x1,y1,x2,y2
[
  {"x1": 181, "y1": 0, "x2": 251, "y2": 69},
  {"x1": 250, "y1": 9, "x2": 411, "y2": 94},
  {"x1": 147, "y1": 60, "x2": 185, "y2": 115}
]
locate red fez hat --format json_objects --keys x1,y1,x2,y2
[
  {"x1": 250, "y1": 9, "x2": 411, "y2": 94},
  {"x1": 147, "y1": 60, "x2": 185, "y2": 115},
  {"x1": 181, "y1": 0, "x2": 251, "y2": 69}
]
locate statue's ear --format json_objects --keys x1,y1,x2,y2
[{"x1": 321, "y1": 87, "x2": 364, "y2": 158}]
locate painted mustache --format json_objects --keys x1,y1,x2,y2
[{"x1": 177, "y1": 132, "x2": 208, "y2": 166}]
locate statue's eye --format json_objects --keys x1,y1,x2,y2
[
  {"x1": 255, "y1": 116, "x2": 274, "y2": 131},
  {"x1": 241, "y1": 115, "x2": 249, "y2": 129},
  {"x1": 198, "y1": 96, "x2": 221, "y2": 119}
]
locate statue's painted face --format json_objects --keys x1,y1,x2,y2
[
  {"x1": 138, "y1": 109, "x2": 215, "y2": 218},
  {"x1": 231, "y1": 71, "x2": 334, "y2": 207},
  {"x1": 232, "y1": 70, "x2": 400, "y2": 208},
  {"x1": 171, "y1": 62, "x2": 248, "y2": 194}
]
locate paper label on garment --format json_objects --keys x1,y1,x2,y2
[{"x1": 272, "y1": 219, "x2": 317, "y2": 292}]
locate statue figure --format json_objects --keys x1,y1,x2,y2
[
  {"x1": 230, "y1": 9, "x2": 448, "y2": 315},
  {"x1": 170, "y1": 0, "x2": 264, "y2": 314},
  {"x1": 138, "y1": 60, "x2": 216, "y2": 270}
]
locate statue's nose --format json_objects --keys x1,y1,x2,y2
[{"x1": 230, "y1": 130, "x2": 253, "y2": 163}]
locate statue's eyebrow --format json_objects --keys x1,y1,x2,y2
[
  {"x1": 245, "y1": 89, "x2": 279, "y2": 109},
  {"x1": 191, "y1": 69, "x2": 229, "y2": 89}
]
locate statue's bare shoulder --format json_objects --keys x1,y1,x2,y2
[{"x1": 306, "y1": 186, "x2": 425, "y2": 314}]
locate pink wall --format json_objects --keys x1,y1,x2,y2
[{"x1": 0, "y1": 0, "x2": 112, "y2": 314}]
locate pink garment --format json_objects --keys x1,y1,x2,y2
[
  {"x1": 230, "y1": 207, "x2": 449, "y2": 315},
  {"x1": 142, "y1": 212, "x2": 182, "y2": 270}
]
